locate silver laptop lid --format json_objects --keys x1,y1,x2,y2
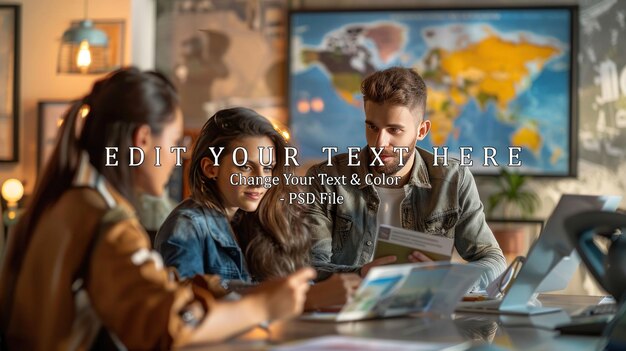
[{"x1": 500, "y1": 194, "x2": 621, "y2": 312}]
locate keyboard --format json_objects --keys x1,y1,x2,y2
[
  {"x1": 555, "y1": 314, "x2": 613, "y2": 335},
  {"x1": 578, "y1": 303, "x2": 617, "y2": 317},
  {"x1": 554, "y1": 303, "x2": 617, "y2": 336}
]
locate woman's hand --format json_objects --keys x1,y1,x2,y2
[
  {"x1": 304, "y1": 273, "x2": 362, "y2": 310},
  {"x1": 250, "y1": 267, "x2": 316, "y2": 321},
  {"x1": 185, "y1": 268, "x2": 315, "y2": 345}
]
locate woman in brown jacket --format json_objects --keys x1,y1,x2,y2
[{"x1": 0, "y1": 68, "x2": 314, "y2": 350}]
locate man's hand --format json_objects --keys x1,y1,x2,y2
[
  {"x1": 360, "y1": 255, "x2": 397, "y2": 277},
  {"x1": 408, "y1": 250, "x2": 433, "y2": 263}
]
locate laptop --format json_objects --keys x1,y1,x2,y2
[
  {"x1": 456, "y1": 194, "x2": 622, "y2": 315},
  {"x1": 301, "y1": 262, "x2": 485, "y2": 322}
]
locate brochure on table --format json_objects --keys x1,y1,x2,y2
[{"x1": 304, "y1": 262, "x2": 485, "y2": 322}]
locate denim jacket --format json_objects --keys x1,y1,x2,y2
[
  {"x1": 155, "y1": 199, "x2": 251, "y2": 283},
  {"x1": 305, "y1": 147, "x2": 506, "y2": 289}
]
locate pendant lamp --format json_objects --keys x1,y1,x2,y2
[{"x1": 57, "y1": 0, "x2": 111, "y2": 74}]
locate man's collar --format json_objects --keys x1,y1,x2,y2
[
  {"x1": 357, "y1": 147, "x2": 432, "y2": 189},
  {"x1": 408, "y1": 147, "x2": 432, "y2": 188}
]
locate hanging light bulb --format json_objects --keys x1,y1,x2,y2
[
  {"x1": 57, "y1": 0, "x2": 111, "y2": 74},
  {"x1": 76, "y1": 40, "x2": 92, "y2": 72}
]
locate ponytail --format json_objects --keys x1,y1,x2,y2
[
  {"x1": 0, "y1": 98, "x2": 84, "y2": 331},
  {"x1": 0, "y1": 67, "x2": 179, "y2": 332}
]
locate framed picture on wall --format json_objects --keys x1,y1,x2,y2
[
  {"x1": 37, "y1": 101, "x2": 72, "y2": 173},
  {"x1": 0, "y1": 5, "x2": 20, "y2": 162},
  {"x1": 155, "y1": 0, "x2": 288, "y2": 130},
  {"x1": 288, "y1": 6, "x2": 578, "y2": 176}
]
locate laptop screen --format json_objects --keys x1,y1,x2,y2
[{"x1": 500, "y1": 194, "x2": 621, "y2": 311}]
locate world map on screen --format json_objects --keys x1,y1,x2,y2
[{"x1": 289, "y1": 9, "x2": 573, "y2": 175}]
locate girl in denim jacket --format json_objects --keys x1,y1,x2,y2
[{"x1": 156, "y1": 107, "x2": 360, "y2": 311}]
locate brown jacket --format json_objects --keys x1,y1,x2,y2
[{"x1": 0, "y1": 161, "x2": 226, "y2": 350}]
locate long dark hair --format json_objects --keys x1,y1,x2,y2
[
  {"x1": 0, "y1": 67, "x2": 179, "y2": 329},
  {"x1": 189, "y1": 107, "x2": 311, "y2": 280}
]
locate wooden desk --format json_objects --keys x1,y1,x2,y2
[{"x1": 182, "y1": 295, "x2": 608, "y2": 350}]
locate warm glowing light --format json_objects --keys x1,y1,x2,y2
[
  {"x1": 271, "y1": 122, "x2": 291, "y2": 142},
  {"x1": 297, "y1": 99, "x2": 310, "y2": 114},
  {"x1": 57, "y1": 105, "x2": 89, "y2": 128},
  {"x1": 80, "y1": 104, "x2": 90, "y2": 118},
  {"x1": 76, "y1": 40, "x2": 92, "y2": 71},
  {"x1": 311, "y1": 97, "x2": 324, "y2": 112},
  {"x1": 1, "y1": 178, "x2": 24, "y2": 205}
]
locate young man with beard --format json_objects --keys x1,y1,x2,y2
[{"x1": 304, "y1": 67, "x2": 506, "y2": 289}]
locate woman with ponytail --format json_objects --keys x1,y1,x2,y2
[
  {"x1": 0, "y1": 68, "x2": 314, "y2": 350},
  {"x1": 155, "y1": 107, "x2": 360, "y2": 311}
]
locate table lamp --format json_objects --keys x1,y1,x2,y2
[{"x1": 2, "y1": 178, "x2": 24, "y2": 227}]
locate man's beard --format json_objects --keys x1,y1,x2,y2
[{"x1": 370, "y1": 146, "x2": 416, "y2": 176}]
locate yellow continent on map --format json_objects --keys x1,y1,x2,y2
[
  {"x1": 440, "y1": 34, "x2": 561, "y2": 109},
  {"x1": 511, "y1": 126, "x2": 542, "y2": 155},
  {"x1": 426, "y1": 34, "x2": 561, "y2": 146}
]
